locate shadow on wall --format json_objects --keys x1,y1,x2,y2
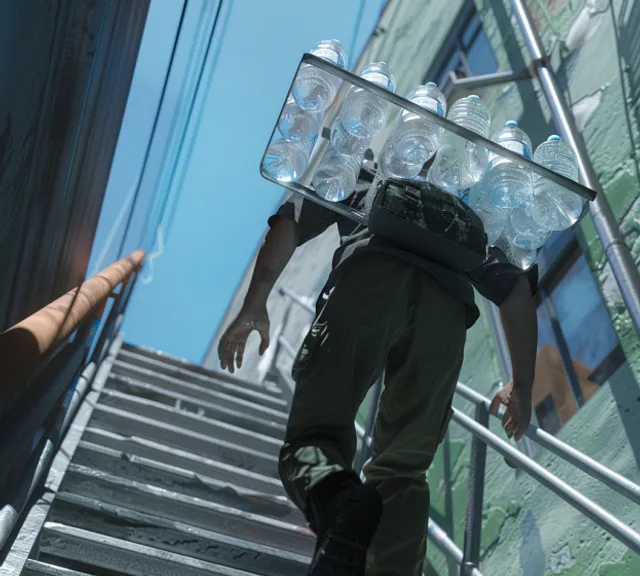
[
  {"x1": 520, "y1": 511, "x2": 545, "y2": 576},
  {"x1": 619, "y1": 0, "x2": 640, "y2": 113},
  {"x1": 483, "y1": 0, "x2": 554, "y2": 143}
]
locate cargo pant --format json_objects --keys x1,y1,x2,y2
[{"x1": 278, "y1": 252, "x2": 467, "y2": 576}]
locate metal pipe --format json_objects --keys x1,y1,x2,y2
[
  {"x1": 452, "y1": 408, "x2": 640, "y2": 554},
  {"x1": 427, "y1": 519, "x2": 484, "y2": 576},
  {"x1": 278, "y1": 287, "x2": 316, "y2": 316},
  {"x1": 461, "y1": 403, "x2": 488, "y2": 574},
  {"x1": 0, "y1": 335, "x2": 121, "y2": 551},
  {"x1": 449, "y1": 68, "x2": 531, "y2": 90},
  {"x1": 455, "y1": 382, "x2": 640, "y2": 506},
  {"x1": 510, "y1": 0, "x2": 640, "y2": 338},
  {"x1": 278, "y1": 335, "x2": 298, "y2": 359},
  {"x1": 0, "y1": 249, "x2": 144, "y2": 408}
]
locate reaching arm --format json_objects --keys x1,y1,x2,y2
[
  {"x1": 218, "y1": 217, "x2": 298, "y2": 372},
  {"x1": 489, "y1": 275, "x2": 538, "y2": 440},
  {"x1": 244, "y1": 217, "x2": 299, "y2": 312},
  {"x1": 500, "y1": 275, "x2": 538, "y2": 389}
]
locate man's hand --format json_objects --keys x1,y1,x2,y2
[
  {"x1": 218, "y1": 307, "x2": 270, "y2": 374},
  {"x1": 489, "y1": 381, "x2": 532, "y2": 441}
]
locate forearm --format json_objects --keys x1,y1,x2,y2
[
  {"x1": 499, "y1": 276, "x2": 538, "y2": 389},
  {"x1": 242, "y1": 218, "x2": 298, "y2": 311}
]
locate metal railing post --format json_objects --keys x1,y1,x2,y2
[
  {"x1": 511, "y1": 0, "x2": 640, "y2": 338},
  {"x1": 461, "y1": 403, "x2": 488, "y2": 575}
]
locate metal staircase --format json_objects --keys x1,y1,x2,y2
[{"x1": 13, "y1": 340, "x2": 314, "y2": 576}]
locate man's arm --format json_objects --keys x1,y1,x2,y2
[
  {"x1": 469, "y1": 249, "x2": 538, "y2": 440},
  {"x1": 490, "y1": 275, "x2": 538, "y2": 439},
  {"x1": 218, "y1": 217, "x2": 298, "y2": 372}
]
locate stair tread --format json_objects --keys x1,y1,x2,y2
[
  {"x1": 119, "y1": 345, "x2": 279, "y2": 396},
  {"x1": 88, "y1": 404, "x2": 279, "y2": 477},
  {"x1": 23, "y1": 560, "x2": 97, "y2": 576},
  {"x1": 79, "y1": 428, "x2": 284, "y2": 494},
  {"x1": 40, "y1": 523, "x2": 280, "y2": 576},
  {"x1": 48, "y1": 494, "x2": 310, "y2": 575},
  {"x1": 112, "y1": 358, "x2": 287, "y2": 409},
  {"x1": 61, "y1": 464, "x2": 314, "y2": 553},
  {"x1": 106, "y1": 374, "x2": 286, "y2": 438},
  {"x1": 98, "y1": 388, "x2": 282, "y2": 454}
]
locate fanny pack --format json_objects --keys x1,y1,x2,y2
[{"x1": 367, "y1": 178, "x2": 488, "y2": 272}]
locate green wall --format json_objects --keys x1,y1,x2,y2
[{"x1": 424, "y1": 1, "x2": 640, "y2": 574}]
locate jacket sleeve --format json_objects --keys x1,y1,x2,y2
[{"x1": 467, "y1": 247, "x2": 539, "y2": 306}]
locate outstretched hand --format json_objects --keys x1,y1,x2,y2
[
  {"x1": 218, "y1": 307, "x2": 270, "y2": 374},
  {"x1": 489, "y1": 381, "x2": 532, "y2": 441}
]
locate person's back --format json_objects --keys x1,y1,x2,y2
[{"x1": 219, "y1": 190, "x2": 537, "y2": 576}]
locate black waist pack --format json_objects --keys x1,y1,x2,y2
[{"x1": 367, "y1": 178, "x2": 488, "y2": 272}]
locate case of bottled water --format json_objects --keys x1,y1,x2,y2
[{"x1": 260, "y1": 45, "x2": 596, "y2": 269}]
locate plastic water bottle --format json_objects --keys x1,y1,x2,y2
[
  {"x1": 292, "y1": 40, "x2": 348, "y2": 113},
  {"x1": 484, "y1": 121, "x2": 533, "y2": 208},
  {"x1": 379, "y1": 82, "x2": 447, "y2": 180},
  {"x1": 278, "y1": 95, "x2": 323, "y2": 141},
  {"x1": 494, "y1": 234, "x2": 537, "y2": 270},
  {"x1": 427, "y1": 95, "x2": 491, "y2": 196},
  {"x1": 312, "y1": 147, "x2": 362, "y2": 202},
  {"x1": 331, "y1": 116, "x2": 371, "y2": 156},
  {"x1": 263, "y1": 138, "x2": 314, "y2": 183},
  {"x1": 530, "y1": 135, "x2": 584, "y2": 231},
  {"x1": 467, "y1": 182, "x2": 508, "y2": 245},
  {"x1": 507, "y1": 201, "x2": 550, "y2": 250},
  {"x1": 340, "y1": 62, "x2": 396, "y2": 139}
]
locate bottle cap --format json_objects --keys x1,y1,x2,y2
[
  {"x1": 505, "y1": 120, "x2": 518, "y2": 127},
  {"x1": 468, "y1": 95, "x2": 480, "y2": 101},
  {"x1": 425, "y1": 81, "x2": 437, "y2": 88},
  {"x1": 548, "y1": 135, "x2": 562, "y2": 141}
]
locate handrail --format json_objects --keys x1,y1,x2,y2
[
  {"x1": 278, "y1": 286, "x2": 315, "y2": 316},
  {"x1": 455, "y1": 382, "x2": 640, "y2": 506},
  {"x1": 0, "y1": 250, "x2": 143, "y2": 554},
  {"x1": 427, "y1": 518, "x2": 484, "y2": 576},
  {"x1": 453, "y1": 408, "x2": 640, "y2": 554},
  {"x1": 0, "y1": 249, "x2": 144, "y2": 413}
]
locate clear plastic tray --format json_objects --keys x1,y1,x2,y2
[{"x1": 260, "y1": 53, "x2": 596, "y2": 246}]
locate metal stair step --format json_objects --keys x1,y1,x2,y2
[
  {"x1": 98, "y1": 388, "x2": 282, "y2": 456},
  {"x1": 60, "y1": 463, "x2": 314, "y2": 555},
  {"x1": 112, "y1": 356, "x2": 288, "y2": 410},
  {"x1": 106, "y1": 374, "x2": 286, "y2": 439},
  {"x1": 69, "y1": 440, "x2": 302, "y2": 522},
  {"x1": 22, "y1": 560, "x2": 96, "y2": 576},
  {"x1": 87, "y1": 404, "x2": 280, "y2": 477},
  {"x1": 38, "y1": 523, "x2": 273, "y2": 576},
  {"x1": 48, "y1": 493, "x2": 310, "y2": 576},
  {"x1": 79, "y1": 428, "x2": 284, "y2": 494},
  {"x1": 108, "y1": 362, "x2": 289, "y2": 422},
  {"x1": 119, "y1": 345, "x2": 284, "y2": 398}
]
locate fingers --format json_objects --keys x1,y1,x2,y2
[
  {"x1": 489, "y1": 386, "x2": 511, "y2": 416},
  {"x1": 219, "y1": 339, "x2": 240, "y2": 374},
  {"x1": 236, "y1": 342, "x2": 246, "y2": 369},
  {"x1": 489, "y1": 393, "x2": 502, "y2": 416},
  {"x1": 258, "y1": 326, "x2": 270, "y2": 356}
]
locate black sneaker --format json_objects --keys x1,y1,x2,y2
[{"x1": 306, "y1": 475, "x2": 383, "y2": 576}]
